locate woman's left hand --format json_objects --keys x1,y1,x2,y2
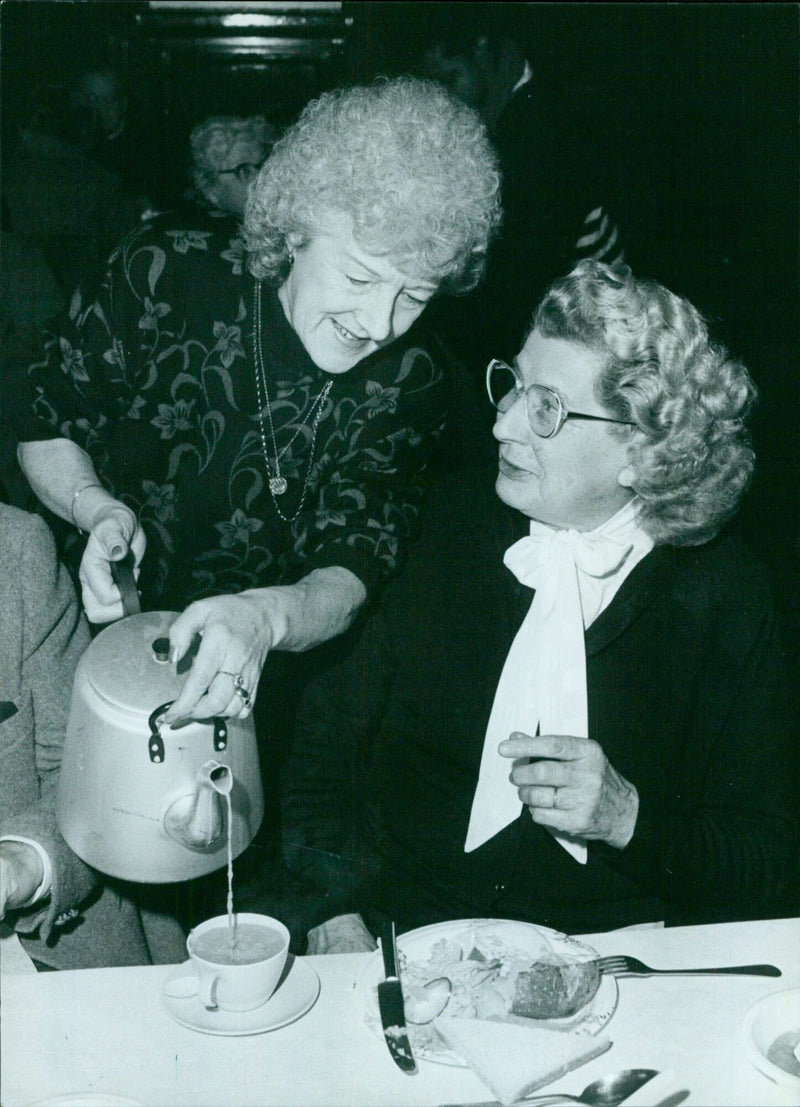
[
  {"x1": 162, "y1": 594, "x2": 274, "y2": 723},
  {"x1": 0, "y1": 840, "x2": 45, "y2": 917},
  {"x1": 499, "y1": 732, "x2": 639, "y2": 849}
]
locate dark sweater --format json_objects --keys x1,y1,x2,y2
[
  {"x1": 282, "y1": 464, "x2": 798, "y2": 939},
  {"x1": 10, "y1": 217, "x2": 446, "y2": 610}
]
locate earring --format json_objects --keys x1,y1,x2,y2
[{"x1": 287, "y1": 250, "x2": 295, "y2": 266}]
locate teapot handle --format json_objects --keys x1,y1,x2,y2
[
  {"x1": 111, "y1": 551, "x2": 141, "y2": 617},
  {"x1": 147, "y1": 703, "x2": 229, "y2": 763}
]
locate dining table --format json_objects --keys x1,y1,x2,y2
[{"x1": 1, "y1": 915, "x2": 798, "y2": 1107}]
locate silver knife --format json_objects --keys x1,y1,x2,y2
[{"x1": 377, "y1": 922, "x2": 417, "y2": 1074}]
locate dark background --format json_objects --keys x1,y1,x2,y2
[{"x1": 2, "y1": 0, "x2": 798, "y2": 656}]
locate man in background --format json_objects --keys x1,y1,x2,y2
[{"x1": 415, "y1": 13, "x2": 624, "y2": 373}]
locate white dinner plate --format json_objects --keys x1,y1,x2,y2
[
  {"x1": 160, "y1": 954, "x2": 320, "y2": 1036},
  {"x1": 741, "y1": 987, "x2": 800, "y2": 1093},
  {"x1": 355, "y1": 918, "x2": 618, "y2": 1066}
]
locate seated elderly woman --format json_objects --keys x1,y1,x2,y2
[
  {"x1": 0, "y1": 503, "x2": 185, "y2": 968},
  {"x1": 187, "y1": 114, "x2": 279, "y2": 218},
  {"x1": 280, "y1": 259, "x2": 797, "y2": 953},
  {"x1": 13, "y1": 77, "x2": 501, "y2": 730}
]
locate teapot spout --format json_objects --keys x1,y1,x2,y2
[{"x1": 163, "y1": 759, "x2": 232, "y2": 851}]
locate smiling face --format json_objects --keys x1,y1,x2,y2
[
  {"x1": 276, "y1": 211, "x2": 438, "y2": 374},
  {"x1": 493, "y1": 330, "x2": 636, "y2": 531}
]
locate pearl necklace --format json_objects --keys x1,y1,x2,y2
[{"x1": 252, "y1": 281, "x2": 333, "y2": 522}]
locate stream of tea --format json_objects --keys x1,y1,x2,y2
[{"x1": 225, "y1": 791, "x2": 236, "y2": 947}]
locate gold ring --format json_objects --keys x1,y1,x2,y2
[{"x1": 552, "y1": 787, "x2": 559, "y2": 809}]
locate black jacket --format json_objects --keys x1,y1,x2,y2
[{"x1": 283, "y1": 467, "x2": 798, "y2": 937}]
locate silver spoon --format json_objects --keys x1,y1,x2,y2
[
  {"x1": 404, "y1": 976, "x2": 453, "y2": 1024},
  {"x1": 439, "y1": 1067, "x2": 658, "y2": 1107}
]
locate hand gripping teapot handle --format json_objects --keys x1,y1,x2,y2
[{"x1": 110, "y1": 551, "x2": 141, "y2": 617}]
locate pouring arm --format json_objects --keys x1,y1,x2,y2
[
  {"x1": 243, "y1": 567, "x2": 367, "y2": 653},
  {"x1": 165, "y1": 568, "x2": 366, "y2": 723}
]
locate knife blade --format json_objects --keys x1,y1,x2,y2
[
  {"x1": 0, "y1": 701, "x2": 18, "y2": 724},
  {"x1": 377, "y1": 922, "x2": 417, "y2": 1074}
]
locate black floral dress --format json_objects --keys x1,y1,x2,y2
[{"x1": 17, "y1": 218, "x2": 446, "y2": 611}]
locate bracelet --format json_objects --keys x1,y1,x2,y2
[{"x1": 70, "y1": 481, "x2": 104, "y2": 533}]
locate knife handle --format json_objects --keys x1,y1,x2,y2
[{"x1": 379, "y1": 922, "x2": 398, "y2": 978}]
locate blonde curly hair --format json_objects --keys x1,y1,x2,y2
[
  {"x1": 533, "y1": 260, "x2": 757, "y2": 546},
  {"x1": 243, "y1": 76, "x2": 502, "y2": 292}
]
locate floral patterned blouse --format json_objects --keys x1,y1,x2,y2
[{"x1": 17, "y1": 217, "x2": 446, "y2": 611}]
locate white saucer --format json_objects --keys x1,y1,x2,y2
[{"x1": 160, "y1": 954, "x2": 320, "y2": 1036}]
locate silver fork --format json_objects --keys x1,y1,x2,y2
[{"x1": 596, "y1": 954, "x2": 781, "y2": 977}]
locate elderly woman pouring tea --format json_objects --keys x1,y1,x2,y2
[
  {"x1": 284, "y1": 260, "x2": 797, "y2": 952},
  {"x1": 14, "y1": 77, "x2": 501, "y2": 723}
]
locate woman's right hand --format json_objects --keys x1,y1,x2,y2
[{"x1": 79, "y1": 502, "x2": 146, "y2": 623}]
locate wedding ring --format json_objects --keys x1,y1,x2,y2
[
  {"x1": 220, "y1": 671, "x2": 252, "y2": 708},
  {"x1": 552, "y1": 787, "x2": 559, "y2": 809}
]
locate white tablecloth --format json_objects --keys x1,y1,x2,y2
[{"x1": 2, "y1": 917, "x2": 798, "y2": 1107}]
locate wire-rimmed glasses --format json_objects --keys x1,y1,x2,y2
[
  {"x1": 217, "y1": 161, "x2": 263, "y2": 184},
  {"x1": 486, "y1": 358, "x2": 635, "y2": 439}
]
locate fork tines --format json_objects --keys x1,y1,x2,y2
[{"x1": 596, "y1": 955, "x2": 640, "y2": 976}]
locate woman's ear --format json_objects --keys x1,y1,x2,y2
[
  {"x1": 618, "y1": 463, "x2": 636, "y2": 489},
  {"x1": 618, "y1": 427, "x2": 642, "y2": 489}
]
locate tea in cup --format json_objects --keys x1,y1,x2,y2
[{"x1": 186, "y1": 912, "x2": 290, "y2": 1011}]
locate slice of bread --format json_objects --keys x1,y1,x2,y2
[
  {"x1": 434, "y1": 1017, "x2": 612, "y2": 1104},
  {"x1": 510, "y1": 958, "x2": 601, "y2": 1019}
]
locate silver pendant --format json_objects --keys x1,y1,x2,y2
[{"x1": 269, "y1": 476, "x2": 288, "y2": 495}]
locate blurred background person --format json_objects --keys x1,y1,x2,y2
[
  {"x1": 0, "y1": 197, "x2": 67, "y2": 511},
  {"x1": 2, "y1": 75, "x2": 141, "y2": 300},
  {"x1": 67, "y1": 65, "x2": 143, "y2": 205},
  {"x1": 0, "y1": 199, "x2": 65, "y2": 361},
  {"x1": 186, "y1": 114, "x2": 279, "y2": 220},
  {"x1": 0, "y1": 502, "x2": 185, "y2": 969},
  {"x1": 413, "y1": 7, "x2": 624, "y2": 377}
]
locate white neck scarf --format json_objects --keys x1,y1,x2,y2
[{"x1": 464, "y1": 499, "x2": 654, "y2": 862}]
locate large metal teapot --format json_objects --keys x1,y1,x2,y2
[{"x1": 56, "y1": 608, "x2": 264, "y2": 883}]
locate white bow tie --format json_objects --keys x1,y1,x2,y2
[
  {"x1": 505, "y1": 525, "x2": 635, "y2": 623},
  {"x1": 465, "y1": 500, "x2": 653, "y2": 861}
]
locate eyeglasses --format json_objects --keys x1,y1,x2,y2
[
  {"x1": 217, "y1": 162, "x2": 263, "y2": 184},
  {"x1": 486, "y1": 358, "x2": 635, "y2": 439}
]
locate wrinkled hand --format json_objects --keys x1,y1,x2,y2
[
  {"x1": 0, "y1": 841, "x2": 45, "y2": 918},
  {"x1": 79, "y1": 503, "x2": 146, "y2": 623},
  {"x1": 500, "y1": 732, "x2": 639, "y2": 849},
  {"x1": 163, "y1": 593, "x2": 274, "y2": 723},
  {"x1": 307, "y1": 913, "x2": 377, "y2": 955}
]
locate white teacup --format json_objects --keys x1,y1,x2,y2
[{"x1": 186, "y1": 913, "x2": 290, "y2": 1012}]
